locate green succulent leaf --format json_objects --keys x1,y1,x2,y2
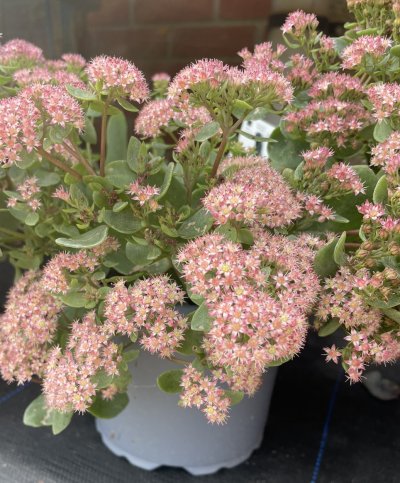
[
  {"x1": 88, "y1": 393, "x2": 129, "y2": 419},
  {"x1": 333, "y1": 232, "x2": 347, "y2": 266},
  {"x1": 194, "y1": 121, "x2": 220, "y2": 142},
  {"x1": 314, "y1": 237, "x2": 340, "y2": 278},
  {"x1": 178, "y1": 208, "x2": 214, "y2": 239},
  {"x1": 318, "y1": 318, "x2": 341, "y2": 337},
  {"x1": 373, "y1": 175, "x2": 388, "y2": 204},
  {"x1": 102, "y1": 209, "x2": 142, "y2": 234},
  {"x1": 56, "y1": 225, "x2": 108, "y2": 249},
  {"x1": 106, "y1": 112, "x2": 128, "y2": 162},
  {"x1": 157, "y1": 369, "x2": 184, "y2": 394},
  {"x1": 191, "y1": 302, "x2": 213, "y2": 332}
]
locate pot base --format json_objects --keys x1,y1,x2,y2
[
  {"x1": 96, "y1": 420, "x2": 263, "y2": 475},
  {"x1": 96, "y1": 351, "x2": 277, "y2": 476}
]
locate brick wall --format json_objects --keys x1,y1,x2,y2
[{"x1": 81, "y1": 0, "x2": 272, "y2": 78}]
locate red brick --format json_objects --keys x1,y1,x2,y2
[
  {"x1": 134, "y1": 0, "x2": 214, "y2": 23},
  {"x1": 87, "y1": 0, "x2": 130, "y2": 28},
  {"x1": 219, "y1": 0, "x2": 271, "y2": 20},
  {"x1": 82, "y1": 27, "x2": 169, "y2": 60},
  {"x1": 172, "y1": 25, "x2": 256, "y2": 58}
]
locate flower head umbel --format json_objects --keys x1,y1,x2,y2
[
  {"x1": 281, "y1": 10, "x2": 319, "y2": 37},
  {"x1": 43, "y1": 312, "x2": 120, "y2": 413},
  {"x1": 86, "y1": 56, "x2": 149, "y2": 102},
  {"x1": 0, "y1": 39, "x2": 44, "y2": 66},
  {"x1": 0, "y1": 272, "x2": 63, "y2": 384},
  {"x1": 104, "y1": 276, "x2": 187, "y2": 358},
  {"x1": 203, "y1": 156, "x2": 301, "y2": 228},
  {"x1": 341, "y1": 36, "x2": 391, "y2": 70}
]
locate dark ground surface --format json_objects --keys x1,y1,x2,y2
[{"x1": 0, "y1": 263, "x2": 399, "y2": 483}]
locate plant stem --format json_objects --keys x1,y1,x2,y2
[
  {"x1": 0, "y1": 227, "x2": 25, "y2": 239},
  {"x1": 99, "y1": 98, "x2": 110, "y2": 177},
  {"x1": 210, "y1": 112, "x2": 248, "y2": 179},
  {"x1": 63, "y1": 141, "x2": 97, "y2": 176},
  {"x1": 345, "y1": 243, "x2": 361, "y2": 249},
  {"x1": 37, "y1": 147, "x2": 82, "y2": 180}
]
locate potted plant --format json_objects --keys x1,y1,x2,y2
[{"x1": 0, "y1": 0, "x2": 398, "y2": 474}]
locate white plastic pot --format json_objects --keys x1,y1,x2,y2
[{"x1": 96, "y1": 349, "x2": 277, "y2": 475}]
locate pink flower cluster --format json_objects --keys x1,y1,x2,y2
[
  {"x1": 44, "y1": 312, "x2": 120, "y2": 413},
  {"x1": 179, "y1": 365, "x2": 230, "y2": 424},
  {"x1": 177, "y1": 232, "x2": 320, "y2": 401},
  {"x1": 368, "y1": 83, "x2": 400, "y2": 121},
  {"x1": 104, "y1": 277, "x2": 187, "y2": 358},
  {"x1": 0, "y1": 272, "x2": 63, "y2": 383},
  {"x1": 284, "y1": 98, "x2": 370, "y2": 146},
  {"x1": 297, "y1": 193, "x2": 335, "y2": 222},
  {"x1": 61, "y1": 53, "x2": 86, "y2": 69},
  {"x1": 8, "y1": 176, "x2": 42, "y2": 211},
  {"x1": 341, "y1": 36, "x2": 391, "y2": 69},
  {"x1": 0, "y1": 39, "x2": 44, "y2": 65},
  {"x1": 134, "y1": 97, "x2": 211, "y2": 138},
  {"x1": 41, "y1": 239, "x2": 119, "y2": 294},
  {"x1": 168, "y1": 58, "x2": 293, "y2": 105},
  {"x1": 371, "y1": 131, "x2": 400, "y2": 176},
  {"x1": 13, "y1": 66, "x2": 84, "y2": 88},
  {"x1": 308, "y1": 73, "x2": 365, "y2": 100},
  {"x1": 0, "y1": 84, "x2": 84, "y2": 165},
  {"x1": 287, "y1": 54, "x2": 317, "y2": 88},
  {"x1": 326, "y1": 163, "x2": 365, "y2": 195},
  {"x1": 302, "y1": 147, "x2": 334, "y2": 169},
  {"x1": 127, "y1": 180, "x2": 160, "y2": 208},
  {"x1": 317, "y1": 268, "x2": 400, "y2": 383},
  {"x1": 281, "y1": 10, "x2": 319, "y2": 36},
  {"x1": 86, "y1": 56, "x2": 149, "y2": 102},
  {"x1": 238, "y1": 42, "x2": 286, "y2": 73},
  {"x1": 203, "y1": 156, "x2": 301, "y2": 228},
  {"x1": 152, "y1": 72, "x2": 170, "y2": 83}
]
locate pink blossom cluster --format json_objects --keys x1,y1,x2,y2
[
  {"x1": 371, "y1": 131, "x2": 400, "y2": 176},
  {"x1": 43, "y1": 312, "x2": 120, "y2": 413},
  {"x1": 319, "y1": 35, "x2": 336, "y2": 54},
  {"x1": 7, "y1": 176, "x2": 42, "y2": 211},
  {"x1": 297, "y1": 193, "x2": 335, "y2": 222},
  {"x1": 318, "y1": 267, "x2": 400, "y2": 382},
  {"x1": 326, "y1": 163, "x2": 365, "y2": 195},
  {"x1": 0, "y1": 271, "x2": 63, "y2": 383},
  {"x1": 177, "y1": 232, "x2": 320, "y2": 398},
  {"x1": 179, "y1": 365, "x2": 230, "y2": 424},
  {"x1": 368, "y1": 83, "x2": 400, "y2": 120},
  {"x1": 302, "y1": 147, "x2": 334, "y2": 169},
  {"x1": 357, "y1": 200, "x2": 387, "y2": 221},
  {"x1": 341, "y1": 36, "x2": 391, "y2": 69},
  {"x1": 13, "y1": 66, "x2": 84, "y2": 88},
  {"x1": 308, "y1": 73, "x2": 365, "y2": 100},
  {"x1": 281, "y1": 10, "x2": 319, "y2": 37},
  {"x1": 151, "y1": 72, "x2": 171, "y2": 83},
  {"x1": 168, "y1": 58, "x2": 293, "y2": 105},
  {"x1": 202, "y1": 156, "x2": 301, "y2": 228},
  {"x1": 86, "y1": 56, "x2": 149, "y2": 102},
  {"x1": 104, "y1": 277, "x2": 187, "y2": 358},
  {"x1": 0, "y1": 39, "x2": 44, "y2": 65},
  {"x1": 61, "y1": 53, "x2": 86, "y2": 69},
  {"x1": 284, "y1": 98, "x2": 370, "y2": 147},
  {"x1": 287, "y1": 54, "x2": 317, "y2": 88},
  {"x1": 41, "y1": 239, "x2": 119, "y2": 294},
  {"x1": 238, "y1": 42, "x2": 286, "y2": 73},
  {"x1": 134, "y1": 97, "x2": 211, "y2": 138},
  {"x1": 127, "y1": 180, "x2": 160, "y2": 209}
]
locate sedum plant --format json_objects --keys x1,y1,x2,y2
[{"x1": 0, "y1": 0, "x2": 397, "y2": 433}]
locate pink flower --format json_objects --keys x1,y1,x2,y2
[
  {"x1": 371, "y1": 131, "x2": 400, "y2": 175},
  {"x1": 327, "y1": 163, "x2": 365, "y2": 195},
  {"x1": 52, "y1": 186, "x2": 70, "y2": 201},
  {"x1": 202, "y1": 156, "x2": 301, "y2": 228},
  {"x1": 152, "y1": 72, "x2": 170, "y2": 82},
  {"x1": 180, "y1": 365, "x2": 230, "y2": 424},
  {"x1": 287, "y1": 54, "x2": 317, "y2": 88},
  {"x1": 302, "y1": 147, "x2": 333, "y2": 169},
  {"x1": 126, "y1": 181, "x2": 160, "y2": 206},
  {"x1": 368, "y1": 83, "x2": 400, "y2": 120},
  {"x1": 61, "y1": 53, "x2": 86, "y2": 69},
  {"x1": 341, "y1": 36, "x2": 391, "y2": 69},
  {"x1": 281, "y1": 10, "x2": 318, "y2": 36},
  {"x1": 135, "y1": 99, "x2": 174, "y2": 137},
  {"x1": 0, "y1": 272, "x2": 63, "y2": 384},
  {"x1": 357, "y1": 200, "x2": 386, "y2": 220},
  {"x1": 104, "y1": 276, "x2": 187, "y2": 358},
  {"x1": 86, "y1": 56, "x2": 149, "y2": 102},
  {"x1": 43, "y1": 312, "x2": 120, "y2": 413},
  {"x1": 308, "y1": 73, "x2": 365, "y2": 100},
  {"x1": 323, "y1": 345, "x2": 341, "y2": 364},
  {"x1": 0, "y1": 39, "x2": 44, "y2": 65},
  {"x1": 13, "y1": 67, "x2": 85, "y2": 88}
]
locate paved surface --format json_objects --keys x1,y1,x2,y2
[{"x1": 0, "y1": 262, "x2": 399, "y2": 482}]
